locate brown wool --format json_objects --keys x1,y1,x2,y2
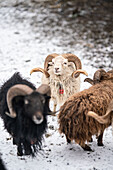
[{"x1": 58, "y1": 69, "x2": 113, "y2": 150}]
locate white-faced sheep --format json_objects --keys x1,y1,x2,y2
[
  {"x1": 58, "y1": 69, "x2": 113, "y2": 151},
  {"x1": 0, "y1": 72, "x2": 52, "y2": 156},
  {"x1": 30, "y1": 53, "x2": 88, "y2": 111}
]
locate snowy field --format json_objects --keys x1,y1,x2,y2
[{"x1": 0, "y1": 1, "x2": 113, "y2": 170}]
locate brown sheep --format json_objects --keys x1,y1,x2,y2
[{"x1": 58, "y1": 69, "x2": 113, "y2": 151}]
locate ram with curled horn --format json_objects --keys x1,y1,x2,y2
[
  {"x1": 58, "y1": 69, "x2": 113, "y2": 151},
  {"x1": 30, "y1": 53, "x2": 88, "y2": 112},
  {"x1": 0, "y1": 72, "x2": 54, "y2": 156}
]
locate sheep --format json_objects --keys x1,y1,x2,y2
[
  {"x1": 0, "y1": 72, "x2": 52, "y2": 156},
  {"x1": 85, "y1": 70, "x2": 113, "y2": 125},
  {"x1": 30, "y1": 53, "x2": 88, "y2": 112},
  {"x1": 58, "y1": 69, "x2": 113, "y2": 151},
  {"x1": 86, "y1": 69, "x2": 113, "y2": 124}
]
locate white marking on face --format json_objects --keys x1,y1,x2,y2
[
  {"x1": 32, "y1": 114, "x2": 44, "y2": 124},
  {"x1": 52, "y1": 56, "x2": 68, "y2": 75}
]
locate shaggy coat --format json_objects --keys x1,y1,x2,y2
[
  {"x1": 0, "y1": 73, "x2": 51, "y2": 156},
  {"x1": 58, "y1": 69, "x2": 113, "y2": 151},
  {"x1": 87, "y1": 99, "x2": 113, "y2": 125},
  {"x1": 0, "y1": 156, "x2": 7, "y2": 170},
  {"x1": 30, "y1": 53, "x2": 88, "y2": 112},
  {"x1": 42, "y1": 65, "x2": 80, "y2": 108}
]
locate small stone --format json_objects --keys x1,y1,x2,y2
[
  {"x1": 45, "y1": 133, "x2": 51, "y2": 138},
  {"x1": 49, "y1": 125, "x2": 54, "y2": 130}
]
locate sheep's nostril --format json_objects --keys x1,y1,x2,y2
[
  {"x1": 33, "y1": 115, "x2": 44, "y2": 124},
  {"x1": 55, "y1": 68, "x2": 59, "y2": 72},
  {"x1": 37, "y1": 116, "x2": 42, "y2": 121}
]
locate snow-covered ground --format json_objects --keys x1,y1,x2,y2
[{"x1": 0, "y1": 1, "x2": 113, "y2": 170}]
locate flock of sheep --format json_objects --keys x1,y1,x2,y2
[{"x1": 0, "y1": 53, "x2": 113, "y2": 169}]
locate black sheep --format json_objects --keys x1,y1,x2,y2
[
  {"x1": 0, "y1": 156, "x2": 7, "y2": 170},
  {"x1": 0, "y1": 72, "x2": 52, "y2": 156}
]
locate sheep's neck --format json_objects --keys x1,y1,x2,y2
[
  {"x1": 59, "y1": 88, "x2": 64, "y2": 94},
  {"x1": 57, "y1": 82, "x2": 64, "y2": 94}
]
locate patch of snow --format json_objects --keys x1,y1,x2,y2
[{"x1": 0, "y1": 1, "x2": 113, "y2": 170}]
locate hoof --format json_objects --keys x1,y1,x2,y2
[
  {"x1": 13, "y1": 138, "x2": 16, "y2": 145},
  {"x1": 66, "y1": 138, "x2": 71, "y2": 144},
  {"x1": 51, "y1": 114, "x2": 56, "y2": 117},
  {"x1": 98, "y1": 142, "x2": 104, "y2": 146},
  {"x1": 17, "y1": 151, "x2": 23, "y2": 156},
  {"x1": 17, "y1": 146, "x2": 23, "y2": 156},
  {"x1": 25, "y1": 149, "x2": 32, "y2": 155},
  {"x1": 89, "y1": 137, "x2": 93, "y2": 143},
  {"x1": 82, "y1": 144, "x2": 93, "y2": 151}
]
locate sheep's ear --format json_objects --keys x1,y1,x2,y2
[
  {"x1": 43, "y1": 94, "x2": 53, "y2": 115},
  {"x1": 93, "y1": 69, "x2": 106, "y2": 82},
  {"x1": 68, "y1": 62, "x2": 76, "y2": 70},
  {"x1": 44, "y1": 95, "x2": 51, "y2": 99}
]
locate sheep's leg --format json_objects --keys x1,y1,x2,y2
[
  {"x1": 97, "y1": 132, "x2": 104, "y2": 146},
  {"x1": 66, "y1": 135, "x2": 71, "y2": 144},
  {"x1": 88, "y1": 137, "x2": 93, "y2": 143},
  {"x1": 13, "y1": 137, "x2": 16, "y2": 145},
  {"x1": 17, "y1": 143, "x2": 23, "y2": 156},
  {"x1": 24, "y1": 142, "x2": 32, "y2": 155},
  {"x1": 81, "y1": 144, "x2": 92, "y2": 151},
  {"x1": 53, "y1": 103, "x2": 57, "y2": 112}
]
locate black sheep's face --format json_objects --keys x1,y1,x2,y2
[{"x1": 23, "y1": 92, "x2": 48, "y2": 124}]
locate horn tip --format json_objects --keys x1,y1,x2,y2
[{"x1": 30, "y1": 70, "x2": 33, "y2": 75}]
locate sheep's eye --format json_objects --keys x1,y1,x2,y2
[
  {"x1": 24, "y1": 99, "x2": 29, "y2": 105},
  {"x1": 48, "y1": 63, "x2": 52, "y2": 67},
  {"x1": 64, "y1": 62, "x2": 67, "y2": 65}
]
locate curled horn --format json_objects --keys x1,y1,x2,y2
[
  {"x1": 72, "y1": 69, "x2": 88, "y2": 78},
  {"x1": 93, "y1": 69, "x2": 106, "y2": 83},
  {"x1": 84, "y1": 78, "x2": 94, "y2": 85},
  {"x1": 6, "y1": 85, "x2": 33, "y2": 118},
  {"x1": 63, "y1": 53, "x2": 87, "y2": 78},
  {"x1": 30, "y1": 67, "x2": 50, "y2": 78},
  {"x1": 105, "y1": 70, "x2": 113, "y2": 80},
  {"x1": 44, "y1": 53, "x2": 59, "y2": 71},
  {"x1": 62, "y1": 53, "x2": 82, "y2": 70},
  {"x1": 84, "y1": 69, "x2": 107, "y2": 85},
  {"x1": 87, "y1": 111, "x2": 109, "y2": 124},
  {"x1": 36, "y1": 84, "x2": 56, "y2": 116},
  {"x1": 87, "y1": 100, "x2": 113, "y2": 124},
  {"x1": 36, "y1": 84, "x2": 51, "y2": 96},
  {"x1": 30, "y1": 53, "x2": 58, "y2": 77}
]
